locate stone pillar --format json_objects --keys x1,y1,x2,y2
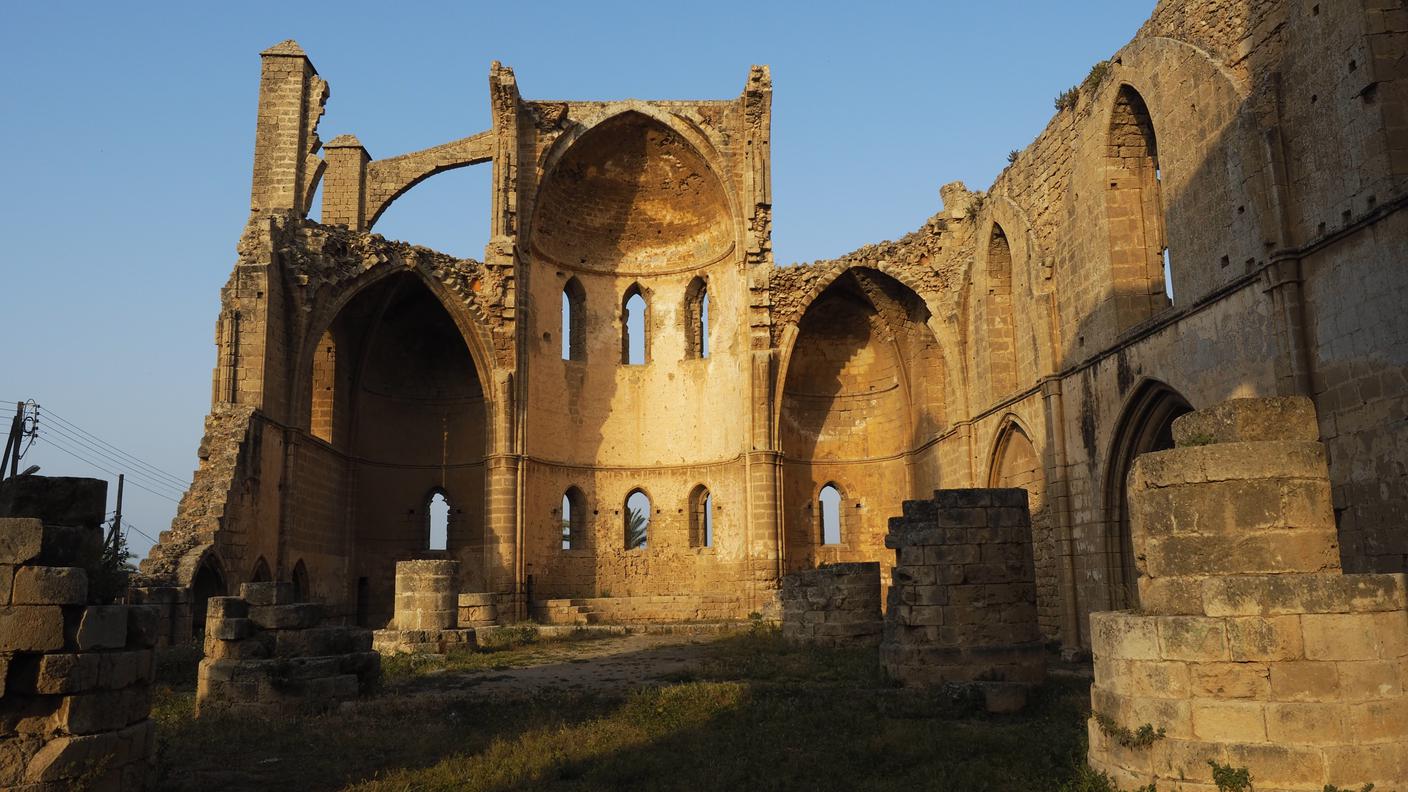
[
  {"x1": 0, "y1": 476, "x2": 159, "y2": 790},
  {"x1": 1087, "y1": 396, "x2": 1408, "y2": 791},
  {"x1": 392, "y1": 560, "x2": 459, "y2": 630},
  {"x1": 780, "y1": 562, "x2": 882, "y2": 647},
  {"x1": 250, "y1": 40, "x2": 327, "y2": 217},
  {"x1": 371, "y1": 561, "x2": 477, "y2": 655},
  {"x1": 321, "y1": 135, "x2": 370, "y2": 230},
  {"x1": 880, "y1": 488, "x2": 1046, "y2": 712}
]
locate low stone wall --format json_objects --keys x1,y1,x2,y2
[
  {"x1": 372, "y1": 560, "x2": 477, "y2": 654},
  {"x1": 0, "y1": 477, "x2": 159, "y2": 791},
  {"x1": 1087, "y1": 397, "x2": 1408, "y2": 792},
  {"x1": 780, "y1": 562, "x2": 882, "y2": 647},
  {"x1": 880, "y1": 488, "x2": 1045, "y2": 711},
  {"x1": 197, "y1": 582, "x2": 378, "y2": 716},
  {"x1": 458, "y1": 592, "x2": 499, "y2": 627}
]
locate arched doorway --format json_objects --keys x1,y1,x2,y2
[
  {"x1": 304, "y1": 271, "x2": 489, "y2": 626},
  {"x1": 779, "y1": 268, "x2": 946, "y2": 572},
  {"x1": 1105, "y1": 381, "x2": 1192, "y2": 609},
  {"x1": 190, "y1": 555, "x2": 227, "y2": 635},
  {"x1": 988, "y1": 420, "x2": 1055, "y2": 640}
]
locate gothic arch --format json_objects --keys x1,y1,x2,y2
[{"x1": 1103, "y1": 379, "x2": 1193, "y2": 610}]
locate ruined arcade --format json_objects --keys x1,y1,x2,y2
[{"x1": 129, "y1": 0, "x2": 1407, "y2": 675}]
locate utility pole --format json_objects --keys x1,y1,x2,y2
[
  {"x1": 109, "y1": 473, "x2": 125, "y2": 551},
  {"x1": 2, "y1": 401, "x2": 23, "y2": 481}
]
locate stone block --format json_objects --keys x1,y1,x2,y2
[
  {"x1": 1091, "y1": 612, "x2": 1160, "y2": 661},
  {"x1": 1223, "y1": 742, "x2": 1327, "y2": 789},
  {"x1": 1190, "y1": 662, "x2": 1269, "y2": 699},
  {"x1": 1156, "y1": 616, "x2": 1228, "y2": 662},
  {"x1": 0, "y1": 476, "x2": 106, "y2": 530},
  {"x1": 1225, "y1": 615, "x2": 1303, "y2": 661},
  {"x1": 1269, "y1": 661, "x2": 1339, "y2": 702},
  {"x1": 1303, "y1": 612, "x2": 1389, "y2": 660},
  {"x1": 1336, "y1": 659, "x2": 1401, "y2": 700},
  {"x1": 23, "y1": 730, "x2": 121, "y2": 783},
  {"x1": 35, "y1": 653, "x2": 101, "y2": 694},
  {"x1": 249, "y1": 603, "x2": 321, "y2": 630},
  {"x1": 1130, "y1": 442, "x2": 1328, "y2": 491},
  {"x1": 0, "y1": 605, "x2": 64, "y2": 651},
  {"x1": 125, "y1": 604, "x2": 161, "y2": 649},
  {"x1": 10, "y1": 566, "x2": 87, "y2": 605},
  {"x1": 1265, "y1": 701, "x2": 1347, "y2": 743},
  {"x1": 1190, "y1": 700, "x2": 1266, "y2": 742},
  {"x1": 1142, "y1": 529, "x2": 1339, "y2": 578},
  {"x1": 1171, "y1": 396, "x2": 1318, "y2": 445},
  {"x1": 209, "y1": 617, "x2": 252, "y2": 640},
  {"x1": 73, "y1": 606, "x2": 128, "y2": 650},
  {"x1": 0, "y1": 518, "x2": 44, "y2": 565},
  {"x1": 240, "y1": 581, "x2": 294, "y2": 606},
  {"x1": 206, "y1": 596, "x2": 249, "y2": 620}
]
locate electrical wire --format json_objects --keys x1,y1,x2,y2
[
  {"x1": 41, "y1": 409, "x2": 189, "y2": 489},
  {"x1": 38, "y1": 435, "x2": 181, "y2": 504},
  {"x1": 38, "y1": 423, "x2": 186, "y2": 497}
]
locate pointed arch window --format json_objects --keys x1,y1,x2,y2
[
  {"x1": 625, "y1": 489, "x2": 651, "y2": 549},
  {"x1": 562, "y1": 487, "x2": 587, "y2": 550},
  {"x1": 562, "y1": 278, "x2": 586, "y2": 361},
  {"x1": 986, "y1": 223, "x2": 1017, "y2": 398},
  {"x1": 427, "y1": 490, "x2": 450, "y2": 551},
  {"x1": 622, "y1": 284, "x2": 649, "y2": 365},
  {"x1": 684, "y1": 277, "x2": 710, "y2": 359},
  {"x1": 250, "y1": 557, "x2": 272, "y2": 583},
  {"x1": 291, "y1": 560, "x2": 310, "y2": 602},
  {"x1": 819, "y1": 484, "x2": 843, "y2": 545},
  {"x1": 689, "y1": 485, "x2": 713, "y2": 548},
  {"x1": 1106, "y1": 84, "x2": 1173, "y2": 328}
]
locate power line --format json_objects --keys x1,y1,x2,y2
[
  {"x1": 38, "y1": 437, "x2": 181, "y2": 504},
  {"x1": 38, "y1": 424, "x2": 186, "y2": 497},
  {"x1": 41, "y1": 409, "x2": 189, "y2": 489}
]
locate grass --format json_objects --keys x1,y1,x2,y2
[{"x1": 152, "y1": 626, "x2": 1110, "y2": 791}]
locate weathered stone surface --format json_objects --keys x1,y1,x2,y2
[
  {"x1": 0, "y1": 518, "x2": 45, "y2": 566},
  {"x1": 240, "y1": 582, "x2": 294, "y2": 606},
  {"x1": 0, "y1": 605, "x2": 64, "y2": 652},
  {"x1": 74, "y1": 606, "x2": 128, "y2": 650},
  {"x1": 10, "y1": 566, "x2": 87, "y2": 606}
]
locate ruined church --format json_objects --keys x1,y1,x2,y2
[{"x1": 135, "y1": 1, "x2": 1408, "y2": 658}]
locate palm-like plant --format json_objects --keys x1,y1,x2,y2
[{"x1": 625, "y1": 507, "x2": 648, "y2": 550}]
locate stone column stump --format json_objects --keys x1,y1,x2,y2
[
  {"x1": 372, "y1": 560, "x2": 478, "y2": 655},
  {"x1": 1087, "y1": 397, "x2": 1408, "y2": 792},
  {"x1": 880, "y1": 487, "x2": 1046, "y2": 712}
]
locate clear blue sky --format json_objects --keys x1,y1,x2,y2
[{"x1": 0, "y1": 1, "x2": 1154, "y2": 558}]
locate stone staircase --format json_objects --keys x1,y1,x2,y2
[{"x1": 532, "y1": 594, "x2": 744, "y2": 625}]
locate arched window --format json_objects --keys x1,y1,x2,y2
[
  {"x1": 191, "y1": 556, "x2": 227, "y2": 634},
  {"x1": 819, "y1": 484, "x2": 842, "y2": 545},
  {"x1": 250, "y1": 557, "x2": 272, "y2": 583},
  {"x1": 986, "y1": 223, "x2": 1017, "y2": 398},
  {"x1": 291, "y1": 559, "x2": 310, "y2": 602},
  {"x1": 689, "y1": 485, "x2": 713, "y2": 548},
  {"x1": 1106, "y1": 382, "x2": 1192, "y2": 609},
  {"x1": 310, "y1": 329, "x2": 337, "y2": 442},
  {"x1": 427, "y1": 490, "x2": 450, "y2": 551},
  {"x1": 1106, "y1": 85, "x2": 1173, "y2": 328},
  {"x1": 562, "y1": 487, "x2": 586, "y2": 550},
  {"x1": 562, "y1": 277, "x2": 586, "y2": 361},
  {"x1": 622, "y1": 284, "x2": 648, "y2": 365},
  {"x1": 684, "y1": 277, "x2": 709, "y2": 359},
  {"x1": 625, "y1": 489, "x2": 651, "y2": 550}
]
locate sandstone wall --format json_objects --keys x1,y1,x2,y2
[
  {"x1": 1087, "y1": 397, "x2": 1408, "y2": 791},
  {"x1": 779, "y1": 562, "x2": 882, "y2": 647},
  {"x1": 0, "y1": 479, "x2": 158, "y2": 791}
]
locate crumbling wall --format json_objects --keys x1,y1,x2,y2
[
  {"x1": 197, "y1": 582, "x2": 379, "y2": 716},
  {"x1": 881, "y1": 488, "x2": 1046, "y2": 711},
  {"x1": 0, "y1": 478, "x2": 159, "y2": 791},
  {"x1": 779, "y1": 562, "x2": 882, "y2": 647},
  {"x1": 1087, "y1": 397, "x2": 1408, "y2": 791}
]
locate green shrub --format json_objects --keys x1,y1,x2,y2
[
  {"x1": 1094, "y1": 711, "x2": 1166, "y2": 749},
  {"x1": 1209, "y1": 760, "x2": 1252, "y2": 792}
]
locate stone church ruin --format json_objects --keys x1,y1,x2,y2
[{"x1": 80, "y1": 4, "x2": 1408, "y2": 785}]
